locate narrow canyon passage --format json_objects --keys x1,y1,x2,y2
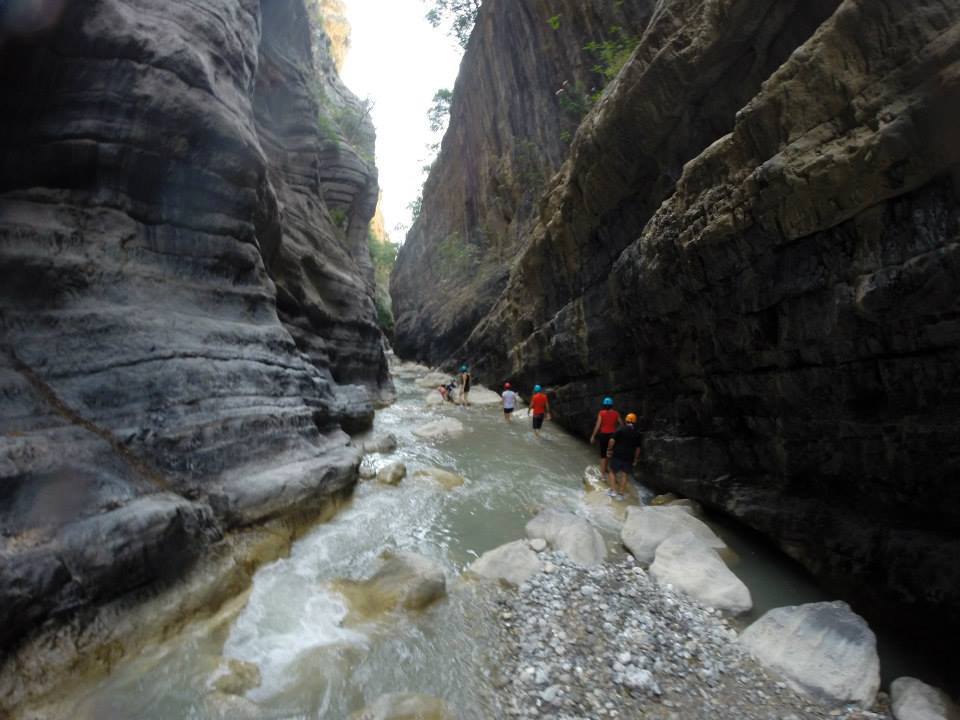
[{"x1": 40, "y1": 365, "x2": 927, "y2": 719}]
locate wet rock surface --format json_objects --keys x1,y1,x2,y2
[
  {"x1": 0, "y1": 0, "x2": 387, "y2": 682},
  {"x1": 393, "y1": 0, "x2": 960, "y2": 644},
  {"x1": 334, "y1": 551, "x2": 447, "y2": 620},
  {"x1": 491, "y1": 553, "x2": 893, "y2": 720}
]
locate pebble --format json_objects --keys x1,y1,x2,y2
[{"x1": 488, "y1": 552, "x2": 893, "y2": 720}]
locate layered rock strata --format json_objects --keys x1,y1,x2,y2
[
  {"x1": 0, "y1": 0, "x2": 387, "y2": 669},
  {"x1": 392, "y1": 0, "x2": 653, "y2": 361},
  {"x1": 393, "y1": 0, "x2": 960, "y2": 649}
]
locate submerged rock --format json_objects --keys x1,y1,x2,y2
[
  {"x1": 620, "y1": 506, "x2": 726, "y2": 564},
  {"x1": 413, "y1": 418, "x2": 465, "y2": 440},
  {"x1": 424, "y1": 390, "x2": 447, "y2": 406},
  {"x1": 334, "y1": 551, "x2": 446, "y2": 619},
  {"x1": 650, "y1": 532, "x2": 752, "y2": 614},
  {"x1": 353, "y1": 692, "x2": 455, "y2": 720},
  {"x1": 525, "y1": 509, "x2": 606, "y2": 567},
  {"x1": 203, "y1": 691, "x2": 262, "y2": 720},
  {"x1": 891, "y1": 677, "x2": 960, "y2": 720},
  {"x1": 210, "y1": 657, "x2": 262, "y2": 697},
  {"x1": 739, "y1": 601, "x2": 880, "y2": 707},
  {"x1": 357, "y1": 434, "x2": 399, "y2": 455},
  {"x1": 413, "y1": 467, "x2": 465, "y2": 490},
  {"x1": 468, "y1": 540, "x2": 542, "y2": 587},
  {"x1": 377, "y1": 461, "x2": 407, "y2": 486},
  {"x1": 415, "y1": 372, "x2": 455, "y2": 389},
  {"x1": 464, "y1": 386, "x2": 502, "y2": 406}
]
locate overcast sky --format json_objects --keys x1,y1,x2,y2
[{"x1": 340, "y1": 0, "x2": 464, "y2": 242}]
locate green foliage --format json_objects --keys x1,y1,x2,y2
[
  {"x1": 428, "y1": 88, "x2": 453, "y2": 134},
  {"x1": 331, "y1": 208, "x2": 348, "y2": 229},
  {"x1": 368, "y1": 231, "x2": 398, "y2": 333},
  {"x1": 547, "y1": 14, "x2": 561, "y2": 30},
  {"x1": 435, "y1": 232, "x2": 475, "y2": 274},
  {"x1": 424, "y1": 0, "x2": 482, "y2": 48},
  {"x1": 408, "y1": 195, "x2": 423, "y2": 222},
  {"x1": 333, "y1": 98, "x2": 374, "y2": 147},
  {"x1": 585, "y1": 26, "x2": 640, "y2": 85},
  {"x1": 514, "y1": 139, "x2": 545, "y2": 189}
]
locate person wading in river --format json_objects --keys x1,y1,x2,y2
[
  {"x1": 502, "y1": 382, "x2": 517, "y2": 422},
  {"x1": 589, "y1": 396, "x2": 622, "y2": 476},
  {"x1": 458, "y1": 364, "x2": 471, "y2": 406},
  {"x1": 606, "y1": 412, "x2": 641, "y2": 499},
  {"x1": 528, "y1": 384, "x2": 551, "y2": 438}
]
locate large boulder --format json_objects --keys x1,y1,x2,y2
[
  {"x1": 649, "y1": 532, "x2": 752, "y2": 614},
  {"x1": 413, "y1": 418, "x2": 465, "y2": 440},
  {"x1": 415, "y1": 372, "x2": 454, "y2": 389},
  {"x1": 739, "y1": 601, "x2": 880, "y2": 707},
  {"x1": 413, "y1": 467, "x2": 465, "y2": 490},
  {"x1": 620, "y1": 506, "x2": 726, "y2": 564},
  {"x1": 468, "y1": 540, "x2": 542, "y2": 587},
  {"x1": 334, "y1": 551, "x2": 446, "y2": 619},
  {"x1": 353, "y1": 692, "x2": 455, "y2": 720},
  {"x1": 891, "y1": 677, "x2": 960, "y2": 720},
  {"x1": 525, "y1": 509, "x2": 606, "y2": 567},
  {"x1": 464, "y1": 385, "x2": 502, "y2": 405},
  {"x1": 377, "y1": 461, "x2": 407, "y2": 486}
]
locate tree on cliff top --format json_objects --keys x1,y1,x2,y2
[{"x1": 425, "y1": 0, "x2": 481, "y2": 48}]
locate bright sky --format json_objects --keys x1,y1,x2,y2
[{"x1": 340, "y1": 0, "x2": 464, "y2": 242}]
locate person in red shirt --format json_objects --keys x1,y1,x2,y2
[
  {"x1": 527, "y1": 384, "x2": 551, "y2": 438},
  {"x1": 589, "y1": 396, "x2": 622, "y2": 475}
]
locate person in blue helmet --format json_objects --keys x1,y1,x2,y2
[
  {"x1": 528, "y1": 384, "x2": 551, "y2": 438},
  {"x1": 589, "y1": 396, "x2": 622, "y2": 475},
  {"x1": 458, "y1": 364, "x2": 472, "y2": 406}
]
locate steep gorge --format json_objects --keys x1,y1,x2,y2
[
  {"x1": 393, "y1": 0, "x2": 960, "y2": 648},
  {"x1": 0, "y1": 0, "x2": 388, "y2": 681}
]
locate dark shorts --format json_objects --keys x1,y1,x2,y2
[
  {"x1": 610, "y1": 457, "x2": 633, "y2": 474},
  {"x1": 503, "y1": 407, "x2": 514, "y2": 414},
  {"x1": 532, "y1": 413, "x2": 545, "y2": 429},
  {"x1": 597, "y1": 433, "x2": 613, "y2": 458}
]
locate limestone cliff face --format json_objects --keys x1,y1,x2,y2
[
  {"x1": 394, "y1": 0, "x2": 960, "y2": 641},
  {"x1": 391, "y1": 0, "x2": 653, "y2": 361},
  {"x1": 0, "y1": 0, "x2": 386, "y2": 659}
]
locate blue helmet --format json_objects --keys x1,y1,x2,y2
[
  {"x1": 602, "y1": 396, "x2": 613, "y2": 406},
  {"x1": 534, "y1": 384, "x2": 542, "y2": 392},
  {"x1": 460, "y1": 365, "x2": 467, "y2": 372}
]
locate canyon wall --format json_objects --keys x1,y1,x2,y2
[
  {"x1": 393, "y1": 0, "x2": 960, "y2": 643},
  {"x1": 0, "y1": 0, "x2": 387, "y2": 663}
]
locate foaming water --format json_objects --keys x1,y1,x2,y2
[{"x1": 57, "y1": 372, "x2": 842, "y2": 718}]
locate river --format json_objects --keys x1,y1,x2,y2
[{"x1": 48, "y1": 366, "x2": 925, "y2": 718}]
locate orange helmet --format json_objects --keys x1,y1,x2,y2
[{"x1": 625, "y1": 413, "x2": 638, "y2": 423}]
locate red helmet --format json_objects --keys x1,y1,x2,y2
[{"x1": 504, "y1": 382, "x2": 511, "y2": 389}]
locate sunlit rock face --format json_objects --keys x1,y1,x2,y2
[
  {"x1": 0, "y1": 0, "x2": 387, "y2": 655},
  {"x1": 395, "y1": 0, "x2": 960, "y2": 642}
]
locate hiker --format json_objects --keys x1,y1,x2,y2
[
  {"x1": 459, "y1": 364, "x2": 471, "y2": 406},
  {"x1": 589, "y1": 396, "x2": 622, "y2": 475},
  {"x1": 528, "y1": 384, "x2": 551, "y2": 438},
  {"x1": 502, "y1": 382, "x2": 517, "y2": 422},
  {"x1": 606, "y1": 412, "x2": 641, "y2": 499},
  {"x1": 438, "y1": 379, "x2": 456, "y2": 403}
]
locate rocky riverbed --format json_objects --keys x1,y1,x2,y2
[{"x1": 490, "y1": 552, "x2": 894, "y2": 720}]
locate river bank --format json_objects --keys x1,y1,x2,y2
[
  {"x1": 8, "y1": 364, "x2": 955, "y2": 719},
  {"x1": 490, "y1": 552, "x2": 893, "y2": 720}
]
